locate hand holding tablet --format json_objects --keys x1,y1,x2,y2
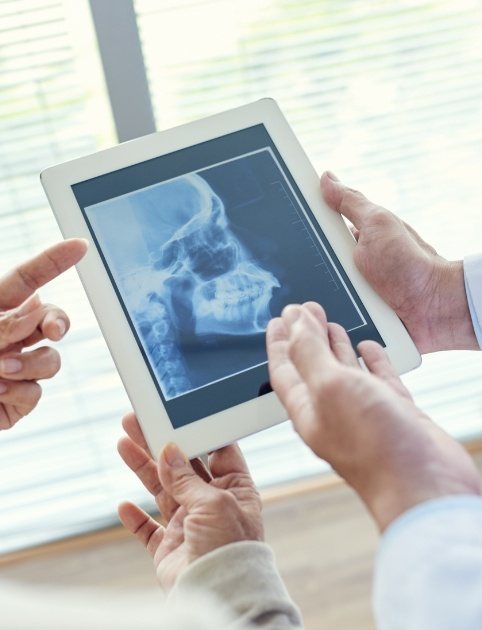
[{"x1": 41, "y1": 99, "x2": 420, "y2": 457}]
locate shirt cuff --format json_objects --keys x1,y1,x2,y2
[
  {"x1": 374, "y1": 495, "x2": 482, "y2": 630},
  {"x1": 463, "y1": 254, "x2": 482, "y2": 348},
  {"x1": 169, "y1": 541, "x2": 303, "y2": 629}
]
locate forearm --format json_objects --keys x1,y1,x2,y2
[{"x1": 169, "y1": 541, "x2": 304, "y2": 629}]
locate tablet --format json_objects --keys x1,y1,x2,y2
[{"x1": 41, "y1": 98, "x2": 421, "y2": 458}]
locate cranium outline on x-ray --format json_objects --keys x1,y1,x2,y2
[{"x1": 125, "y1": 173, "x2": 280, "y2": 400}]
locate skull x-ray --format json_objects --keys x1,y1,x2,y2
[
  {"x1": 86, "y1": 157, "x2": 286, "y2": 401},
  {"x1": 145, "y1": 174, "x2": 280, "y2": 337},
  {"x1": 81, "y1": 139, "x2": 383, "y2": 427}
]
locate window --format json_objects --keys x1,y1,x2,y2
[
  {"x1": 1, "y1": 0, "x2": 482, "y2": 554},
  {"x1": 0, "y1": 0, "x2": 129, "y2": 553}
]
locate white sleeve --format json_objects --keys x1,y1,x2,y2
[
  {"x1": 169, "y1": 541, "x2": 304, "y2": 629},
  {"x1": 374, "y1": 495, "x2": 482, "y2": 630},
  {"x1": 464, "y1": 254, "x2": 482, "y2": 348}
]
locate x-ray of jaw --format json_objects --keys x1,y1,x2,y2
[{"x1": 120, "y1": 173, "x2": 280, "y2": 400}]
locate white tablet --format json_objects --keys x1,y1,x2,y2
[{"x1": 41, "y1": 98, "x2": 420, "y2": 458}]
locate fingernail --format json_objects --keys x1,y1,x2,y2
[
  {"x1": 0, "y1": 358, "x2": 22, "y2": 374},
  {"x1": 326, "y1": 170, "x2": 340, "y2": 182},
  {"x1": 282, "y1": 305, "x2": 301, "y2": 325},
  {"x1": 56, "y1": 319, "x2": 67, "y2": 338},
  {"x1": 163, "y1": 443, "x2": 186, "y2": 468},
  {"x1": 267, "y1": 317, "x2": 285, "y2": 336},
  {"x1": 0, "y1": 383, "x2": 7, "y2": 394}
]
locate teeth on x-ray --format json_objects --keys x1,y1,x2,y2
[{"x1": 193, "y1": 261, "x2": 278, "y2": 335}]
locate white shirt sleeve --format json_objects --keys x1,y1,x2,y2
[
  {"x1": 374, "y1": 495, "x2": 482, "y2": 630},
  {"x1": 464, "y1": 254, "x2": 482, "y2": 348}
]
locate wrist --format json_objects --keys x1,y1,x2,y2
[
  {"x1": 369, "y1": 480, "x2": 480, "y2": 533},
  {"x1": 363, "y1": 438, "x2": 481, "y2": 532},
  {"x1": 422, "y1": 260, "x2": 478, "y2": 353}
]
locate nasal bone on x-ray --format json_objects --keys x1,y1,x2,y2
[{"x1": 121, "y1": 173, "x2": 280, "y2": 400}]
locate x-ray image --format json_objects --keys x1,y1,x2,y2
[
  {"x1": 86, "y1": 155, "x2": 284, "y2": 400},
  {"x1": 85, "y1": 148, "x2": 366, "y2": 402}
]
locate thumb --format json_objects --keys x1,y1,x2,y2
[
  {"x1": 158, "y1": 443, "x2": 219, "y2": 512},
  {"x1": 320, "y1": 171, "x2": 374, "y2": 229}
]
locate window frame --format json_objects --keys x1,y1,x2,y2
[{"x1": 88, "y1": 0, "x2": 155, "y2": 141}]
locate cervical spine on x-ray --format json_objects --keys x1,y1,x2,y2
[{"x1": 131, "y1": 173, "x2": 280, "y2": 399}]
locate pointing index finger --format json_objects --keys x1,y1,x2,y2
[
  {"x1": 282, "y1": 304, "x2": 338, "y2": 390},
  {"x1": 0, "y1": 239, "x2": 88, "y2": 310}
]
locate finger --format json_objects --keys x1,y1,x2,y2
[
  {"x1": 285, "y1": 302, "x2": 329, "y2": 343},
  {"x1": 0, "y1": 380, "x2": 42, "y2": 426},
  {"x1": 0, "y1": 295, "x2": 40, "y2": 350},
  {"x1": 0, "y1": 300, "x2": 59, "y2": 352},
  {"x1": 191, "y1": 457, "x2": 213, "y2": 483},
  {"x1": 284, "y1": 305, "x2": 347, "y2": 398},
  {"x1": 118, "y1": 501, "x2": 165, "y2": 557},
  {"x1": 0, "y1": 403, "x2": 22, "y2": 430},
  {"x1": 121, "y1": 413, "x2": 211, "y2": 484},
  {"x1": 0, "y1": 380, "x2": 42, "y2": 409},
  {"x1": 39, "y1": 305, "x2": 70, "y2": 342},
  {"x1": 320, "y1": 171, "x2": 377, "y2": 230},
  {"x1": 0, "y1": 347, "x2": 61, "y2": 381},
  {"x1": 118, "y1": 435, "x2": 179, "y2": 522},
  {"x1": 266, "y1": 316, "x2": 305, "y2": 393},
  {"x1": 350, "y1": 225, "x2": 360, "y2": 241},
  {"x1": 327, "y1": 322, "x2": 359, "y2": 367},
  {"x1": 14, "y1": 298, "x2": 70, "y2": 348},
  {"x1": 159, "y1": 443, "x2": 221, "y2": 512},
  {"x1": 301, "y1": 301, "x2": 326, "y2": 322},
  {"x1": 0, "y1": 239, "x2": 88, "y2": 309},
  {"x1": 122, "y1": 412, "x2": 150, "y2": 452},
  {"x1": 266, "y1": 316, "x2": 315, "y2": 423},
  {"x1": 118, "y1": 436, "x2": 162, "y2": 497},
  {"x1": 208, "y1": 443, "x2": 250, "y2": 479},
  {"x1": 357, "y1": 340, "x2": 412, "y2": 399}
]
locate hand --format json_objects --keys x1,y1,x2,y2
[
  {"x1": 0, "y1": 239, "x2": 88, "y2": 429},
  {"x1": 267, "y1": 302, "x2": 480, "y2": 531},
  {"x1": 117, "y1": 413, "x2": 263, "y2": 590},
  {"x1": 320, "y1": 171, "x2": 478, "y2": 353}
]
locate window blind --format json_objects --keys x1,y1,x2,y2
[
  {"x1": 0, "y1": 0, "x2": 138, "y2": 554},
  {"x1": 1, "y1": 0, "x2": 482, "y2": 555}
]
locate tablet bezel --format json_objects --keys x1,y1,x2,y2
[{"x1": 41, "y1": 98, "x2": 421, "y2": 458}]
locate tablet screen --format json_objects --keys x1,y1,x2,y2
[{"x1": 72, "y1": 125, "x2": 384, "y2": 428}]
